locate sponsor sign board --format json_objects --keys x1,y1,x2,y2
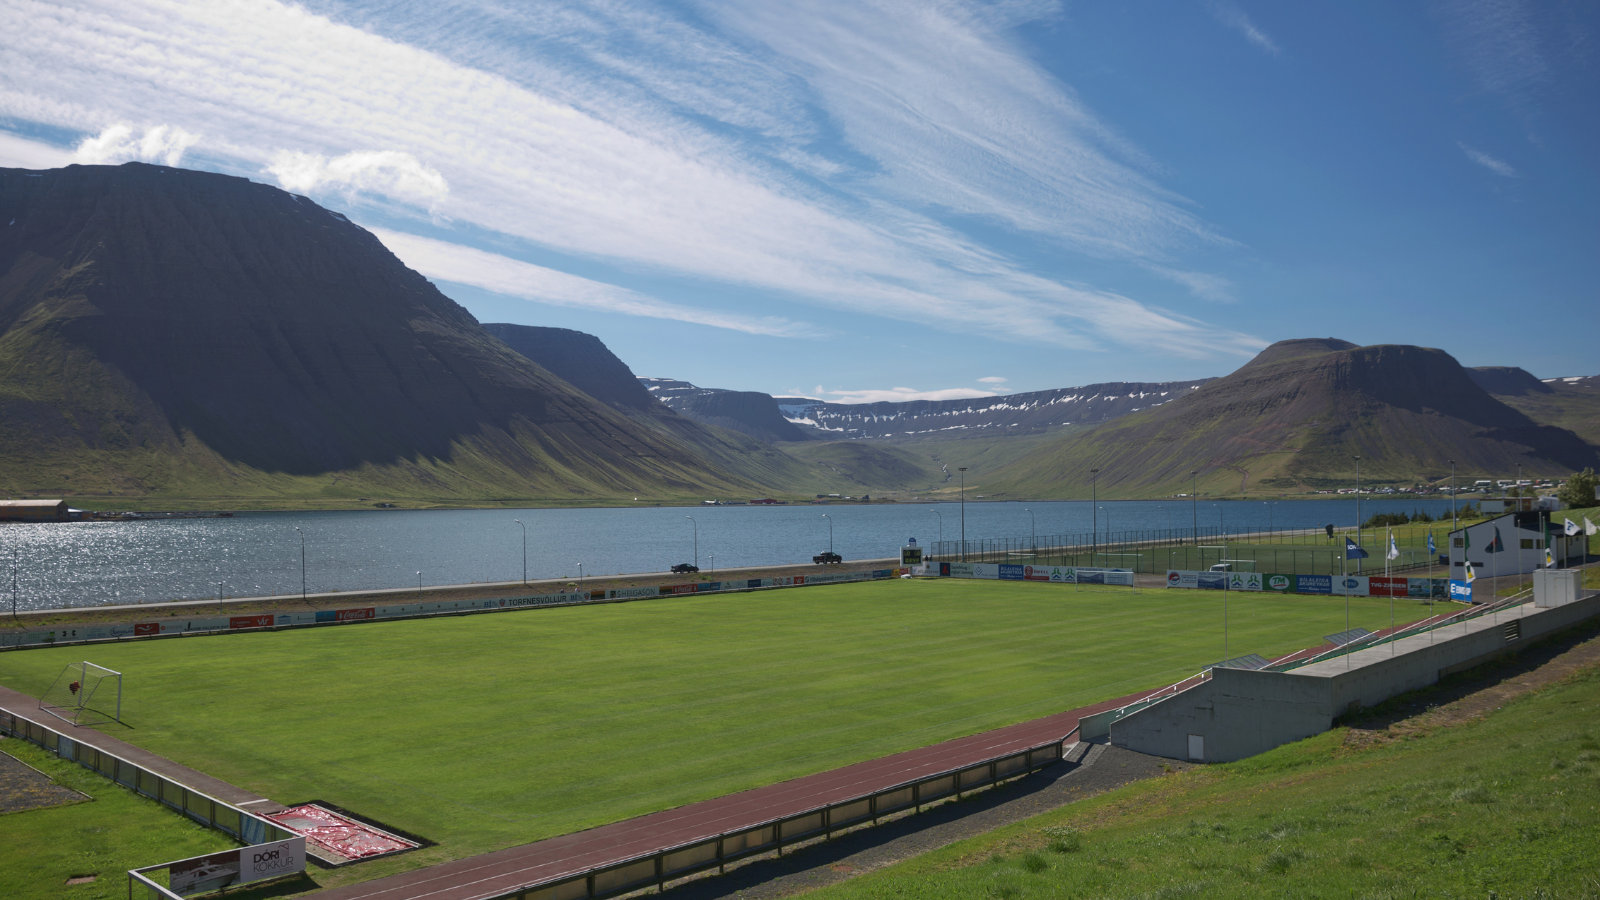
[
  {"x1": 998, "y1": 564, "x2": 1024, "y2": 581},
  {"x1": 1227, "y1": 572, "x2": 1263, "y2": 591},
  {"x1": 1196, "y1": 572, "x2": 1228, "y2": 590},
  {"x1": 1264, "y1": 573, "x2": 1294, "y2": 593},
  {"x1": 1023, "y1": 565, "x2": 1067, "y2": 582},
  {"x1": 168, "y1": 838, "x2": 306, "y2": 897},
  {"x1": 1166, "y1": 569, "x2": 1197, "y2": 589},
  {"x1": 316, "y1": 608, "x2": 374, "y2": 623},
  {"x1": 947, "y1": 563, "x2": 975, "y2": 577},
  {"x1": 134, "y1": 622, "x2": 160, "y2": 636},
  {"x1": 229, "y1": 615, "x2": 273, "y2": 630},
  {"x1": 1296, "y1": 575, "x2": 1332, "y2": 595},
  {"x1": 1449, "y1": 579, "x2": 1473, "y2": 602},
  {"x1": 1368, "y1": 576, "x2": 1406, "y2": 598},
  {"x1": 939, "y1": 562, "x2": 952, "y2": 576},
  {"x1": 660, "y1": 583, "x2": 697, "y2": 595},
  {"x1": 1333, "y1": 576, "x2": 1369, "y2": 596}
]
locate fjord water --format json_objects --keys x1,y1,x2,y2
[{"x1": 1, "y1": 498, "x2": 1469, "y2": 612}]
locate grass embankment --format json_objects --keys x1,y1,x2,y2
[
  {"x1": 807, "y1": 629, "x2": 1600, "y2": 899},
  {"x1": 0, "y1": 738, "x2": 238, "y2": 900},
  {"x1": 0, "y1": 580, "x2": 1446, "y2": 892}
]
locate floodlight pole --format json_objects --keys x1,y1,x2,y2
[
  {"x1": 295, "y1": 527, "x2": 306, "y2": 600},
  {"x1": 822, "y1": 514, "x2": 833, "y2": 553},
  {"x1": 686, "y1": 516, "x2": 698, "y2": 569},
  {"x1": 958, "y1": 468, "x2": 968, "y2": 561},
  {"x1": 416, "y1": 571, "x2": 422, "y2": 595},
  {"x1": 514, "y1": 519, "x2": 526, "y2": 584},
  {"x1": 930, "y1": 509, "x2": 942, "y2": 549}
]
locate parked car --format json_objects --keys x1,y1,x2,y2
[
  {"x1": 1209, "y1": 562, "x2": 1232, "y2": 572},
  {"x1": 671, "y1": 563, "x2": 699, "y2": 574},
  {"x1": 813, "y1": 551, "x2": 842, "y2": 565}
]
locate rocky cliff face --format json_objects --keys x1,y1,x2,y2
[
  {"x1": 0, "y1": 163, "x2": 763, "y2": 498},
  {"x1": 983, "y1": 339, "x2": 1599, "y2": 497}
]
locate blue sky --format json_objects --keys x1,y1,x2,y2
[{"x1": 2, "y1": 1, "x2": 1594, "y2": 402}]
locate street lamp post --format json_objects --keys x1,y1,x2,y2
[
  {"x1": 1024, "y1": 507, "x2": 1035, "y2": 555},
  {"x1": 1353, "y1": 455, "x2": 1362, "y2": 574},
  {"x1": 958, "y1": 468, "x2": 968, "y2": 561},
  {"x1": 685, "y1": 516, "x2": 698, "y2": 569},
  {"x1": 822, "y1": 514, "x2": 833, "y2": 554},
  {"x1": 416, "y1": 571, "x2": 422, "y2": 595},
  {"x1": 1190, "y1": 471, "x2": 1199, "y2": 545},
  {"x1": 578, "y1": 562, "x2": 584, "y2": 591},
  {"x1": 1090, "y1": 469, "x2": 1101, "y2": 565},
  {"x1": 930, "y1": 509, "x2": 942, "y2": 550},
  {"x1": 218, "y1": 581, "x2": 223, "y2": 616},
  {"x1": 1449, "y1": 460, "x2": 1457, "y2": 534},
  {"x1": 294, "y1": 527, "x2": 306, "y2": 600},
  {"x1": 513, "y1": 519, "x2": 526, "y2": 584}
]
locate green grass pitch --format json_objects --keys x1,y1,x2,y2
[{"x1": 0, "y1": 579, "x2": 1448, "y2": 885}]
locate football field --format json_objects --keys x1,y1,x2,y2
[{"x1": 0, "y1": 579, "x2": 1442, "y2": 866}]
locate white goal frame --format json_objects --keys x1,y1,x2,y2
[{"x1": 39, "y1": 661, "x2": 123, "y2": 726}]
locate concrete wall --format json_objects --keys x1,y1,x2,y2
[{"x1": 1111, "y1": 590, "x2": 1600, "y2": 763}]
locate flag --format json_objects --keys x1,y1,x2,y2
[
  {"x1": 1387, "y1": 530, "x2": 1400, "y2": 561},
  {"x1": 1545, "y1": 545, "x2": 1555, "y2": 567},
  {"x1": 1486, "y1": 527, "x2": 1506, "y2": 553},
  {"x1": 1345, "y1": 537, "x2": 1369, "y2": 559},
  {"x1": 1587, "y1": 517, "x2": 1597, "y2": 536},
  {"x1": 1427, "y1": 530, "x2": 1436, "y2": 555},
  {"x1": 1566, "y1": 518, "x2": 1581, "y2": 536},
  {"x1": 1465, "y1": 561, "x2": 1476, "y2": 583}
]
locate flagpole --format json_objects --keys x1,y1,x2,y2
[{"x1": 1387, "y1": 528, "x2": 1394, "y2": 655}]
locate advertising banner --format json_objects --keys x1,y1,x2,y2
[
  {"x1": 607, "y1": 587, "x2": 659, "y2": 600},
  {"x1": 1296, "y1": 575, "x2": 1332, "y2": 594},
  {"x1": 168, "y1": 838, "x2": 306, "y2": 897},
  {"x1": 1449, "y1": 579, "x2": 1473, "y2": 602},
  {"x1": 1023, "y1": 565, "x2": 1068, "y2": 582},
  {"x1": 230, "y1": 615, "x2": 273, "y2": 630},
  {"x1": 1166, "y1": 569, "x2": 1197, "y2": 589},
  {"x1": 1264, "y1": 573, "x2": 1294, "y2": 593},
  {"x1": 998, "y1": 564, "x2": 1024, "y2": 581},
  {"x1": 1226, "y1": 572, "x2": 1263, "y2": 591},
  {"x1": 1196, "y1": 572, "x2": 1228, "y2": 590},
  {"x1": 1333, "y1": 576, "x2": 1369, "y2": 596}
]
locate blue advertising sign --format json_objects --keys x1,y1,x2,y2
[
  {"x1": 747, "y1": 578, "x2": 763, "y2": 589},
  {"x1": 1449, "y1": 579, "x2": 1473, "y2": 603},
  {"x1": 939, "y1": 562, "x2": 951, "y2": 576},
  {"x1": 998, "y1": 564, "x2": 1024, "y2": 581},
  {"x1": 1296, "y1": 575, "x2": 1333, "y2": 594},
  {"x1": 1196, "y1": 572, "x2": 1228, "y2": 590}
]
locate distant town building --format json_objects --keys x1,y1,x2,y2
[{"x1": 0, "y1": 499, "x2": 69, "y2": 522}]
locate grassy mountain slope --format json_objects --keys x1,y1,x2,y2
[
  {"x1": 1470, "y1": 367, "x2": 1600, "y2": 447},
  {"x1": 978, "y1": 339, "x2": 1600, "y2": 499},
  {"x1": 0, "y1": 163, "x2": 804, "y2": 505}
]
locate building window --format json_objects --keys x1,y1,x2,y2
[
  {"x1": 1452, "y1": 537, "x2": 1464, "y2": 548},
  {"x1": 1521, "y1": 539, "x2": 1534, "y2": 550}
]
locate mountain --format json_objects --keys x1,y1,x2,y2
[
  {"x1": 0, "y1": 163, "x2": 787, "y2": 502},
  {"x1": 1469, "y1": 367, "x2": 1600, "y2": 448},
  {"x1": 643, "y1": 376, "x2": 1211, "y2": 442},
  {"x1": 979, "y1": 339, "x2": 1600, "y2": 498},
  {"x1": 483, "y1": 324, "x2": 662, "y2": 415}
]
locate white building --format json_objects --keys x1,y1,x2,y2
[{"x1": 1447, "y1": 512, "x2": 1585, "y2": 579}]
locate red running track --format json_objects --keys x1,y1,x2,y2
[{"x1": 310, "y1": 687, "x2": 1166, "y2": 900}]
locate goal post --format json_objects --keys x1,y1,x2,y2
[{"x1": 39, "y1": 661, "x2": 122, "y2": 726}]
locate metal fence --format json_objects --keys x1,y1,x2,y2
[
  {"x1": 931, "y1": 525, "x2": 1452, "y2": 577},
  {"x1": 0, "y1": 707, "x2": 294, "y2": 848},
  {"x1": 495, "y1": 736, "x2": 1073, "y2": 900}
]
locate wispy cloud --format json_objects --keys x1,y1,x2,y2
[
  {"x1": 1437, "y1": 0, "x2": 1549, "y2": 102},
  {"x1": 0, "y1": 0, "x2": 1261, "y2": 355},
  {"x1": 815, "y1": 386, "x2": 1001, "y2": 404},
  {"x1": 0, "y1": 131, "x2": 71, "y2": 169},
  {"x1": 71, "y1": 124, "x2": 199, "y2": 166},
  {"x1": 977, "y1": 376, "x2": 1007, "y2": 384},
  {"x1": 1205, "y1": 1, "x2": 1282, "y2": 55},
  {"x1": 1458, "y1": 142, "x2": 1518, "y2": 177},
  {"x1": 371, "y1": 228, "x2": 821, "y2": 338},
  {"x1": 268, "y1": 150, "x2": 448, "y2": 209}
]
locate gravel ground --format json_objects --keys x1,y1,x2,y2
[
  {"x1": 0, "y1": 738, "x2": 88, "y2": 815},
  {"x1": 658, "y1": 742, "x2": 1191, "y2": 900}
]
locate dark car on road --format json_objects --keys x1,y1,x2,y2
[
  {"x1": 671, "y1": 563, "x2": 699, "y2": 574},
  {"x1": 813, "y1": 551, "x2": 842, "y2": 565}
]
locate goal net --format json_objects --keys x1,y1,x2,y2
[{"x1": 39, "y1": 661, "x2": 123, "y2": 726}]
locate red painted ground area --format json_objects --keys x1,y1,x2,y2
[{"x1": 267, "y1": 804, "x2": 418, "y2": 861}]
